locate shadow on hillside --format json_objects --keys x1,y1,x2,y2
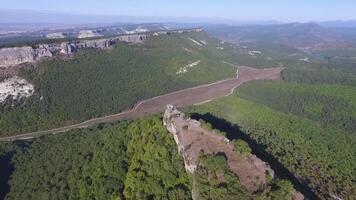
[
  {"x1": 190, "y1": 112, "x2": 319, "y2": 199},
  {"x1": 0, "y1": 152, "x2": 15, "y2": 199}
]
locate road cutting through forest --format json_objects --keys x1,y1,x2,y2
[{"x1": 0, "y1": 65, "x2": 283, "y2": 142}]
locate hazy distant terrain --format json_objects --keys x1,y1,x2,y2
[
  {"x1": 206, "y1": 23, "x2": 356, "y2": 50},
  {"x1": 0, "y1": 23, "x2": 173, "y2": 47}
]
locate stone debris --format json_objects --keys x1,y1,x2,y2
[
  {"x1": 46, "y1": 32, "x2": 65, "y2": 39},
  {"x1": 200, "y1": 40, "x2": 208, "y2": 45},
  {"x1": 182, "y1": 47, "x2": 192, "y2": 52},
  {"x1": 188, "y1": 38, "x2": 203, "y2": 46},
  {"x1": 176, "y1": 60, "x2": 201, "y2": 74},
  {"x1": 0, "y1": 76, "x2": 34, "y2": 102},
  {"x1": 77, "y1": 30, "x2": 103, "y2": 38},
  {"x1": 124, "y1": 27, "x2": 149, "y2": 34},
  {"x1": 248, "y1": 50, "x2": 262, "y2": 56},
  {"x1": 298, "y1": 57, "x2": 310, "y2": 62}
]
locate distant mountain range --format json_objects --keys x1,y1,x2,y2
[
  {"x1": 205, "y1": 23, "x2": 356, "y2": 50},
  {"x1": 1, "y1": 9, "x2": 356, "y2": 50},
  {"x1": 4, "y1": 9, "x2": 356, "y2": 28},
  {"x1": 319, "y1": 20, "x2": 356, "y2": 28},
  {"x1": 0, "y1": 10, "x2": 280, "y2": 25}
]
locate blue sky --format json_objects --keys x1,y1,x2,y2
[{"x1": 2, "y1": 0, "x2": 356, "y2": 22}]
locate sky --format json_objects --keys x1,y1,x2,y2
[{"x1": 1, "y1": 0, "x2": 356, "y2": 22}]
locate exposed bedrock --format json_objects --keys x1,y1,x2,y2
[
  {"x1": 0, "y1": 28, "x2": 203, "y2": 68},
  {"x1": 163, "y1": 105, "x2": 304, "y2": 199},
  {"x1": 163, "y1": 104, "x2": 274, "y2": 192}
]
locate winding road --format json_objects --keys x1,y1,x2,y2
[{"x1": 0, "y1": 65, "x2": 283, "y2": 142}]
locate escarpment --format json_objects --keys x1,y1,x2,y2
[
  {"x1": 0, "y1": 28, "x2": 203, "y2": 68},
  {"x1": 0, "y1": 35, "x2": 146, "y2": 68},
  {"x1": 163, "y1": 105, "x2": 305, "y2": 200},
  {"x1": 163, "y1": 104, "x2": 274, "y2": 192}
]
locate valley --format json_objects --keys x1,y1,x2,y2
[
  {"x1": 0, "y1": 65, "x2": 282, "y2": 141},
  {"x1": 0, "y1": 20, "x2": 355, "y2": 200},
  {"x1": 0, "y1": 30, "x2": 238, "y2": 136}
]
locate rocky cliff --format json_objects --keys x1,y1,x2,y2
[
  {"x1": 163, "y1": 104, "x2": 274, "y2": 192},
  {"x1": 0, "y1": 28, "x2": 203, "y2": 68},
  {"x1": 163, "y1": 105, "x2": 304, "y2": 200}
]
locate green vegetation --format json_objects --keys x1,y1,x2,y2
[
  {"x1": 232, "y1": 140, "x2": 252, "y2": 154},
  {"x1": 3, "y1": 122, "x2": 131, "y2": 200},
  {"x1": 281, "y1": 47, "x2": 356, "y2": 86},
  {"x1": 220, "y1": 42, "x2": 307, "y2": 69},
  {"x1": 193, "y1": 154, "x2": 295, "y2": 200},
  {"x1": 123, "y1": 117, "x2": 191, "y2": 200},
  {"x1": 238, "y1": 81, "x2": 356, "y2": 133},
  {"x1": 182, "y1": 34, "x2": 356, "y2": 199},
  {"x1": 282, "y1": 62, "x2": 356, "y2": 85},
  {"x1": 2, "y1": 27, "x2": 355, "y2": 200},
  {"x1": 190, "y1": 91, "x2": 356, "y2": 199},
  {"x1": 0, "y1": 116, "x2": 299, "y2": 200},
  {"x1": 0, "y1": 116, "x2": 191, "y2": 200},
  {"x1": 193, "y1": 154, "x2": 254, "y2": 199},
  {"x1": 0, "y1": 31, "x2": 236, "y2": 136},
  {"x1": 199, "y1": 119, "x2": 226, "y2": 137},
  {"x1": 0, "y1": 36, "x2": 78, "y2": 48}
]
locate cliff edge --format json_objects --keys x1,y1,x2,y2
[
  {"x1": 163, "y1": 104, "x2": 274, "y2": 192},
  {"x1": 0, "y1": 28, "x2": 203, "y2": 68}
]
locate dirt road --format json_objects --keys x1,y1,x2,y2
[{"x1": 0, "y1": 66, "x2": 283, "y2": 142}]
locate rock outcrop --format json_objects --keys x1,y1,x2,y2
[
  {"x1": 0, "y1": 47, "x2": 36, "y2": 68},
  {"x1": 163, "y1": 104, "x2": 274, "y2": 192},
  {"x1": 0, "y1": 76, "x2": 34, "y2": 102},
  {"x1": 0, "y1": 28, "x2": 203, "y2": 68},
  {"x1": 77, "y1": 30, "x2": 103, "y2": 39},
  {"x1": 163, "y1": 105, "x2": 305, "y2": 199}
]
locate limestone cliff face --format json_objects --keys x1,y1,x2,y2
[
  {"x1": 0, "y1": 47, "x2": 36, "y2": 68},
  {"x1": 0, "y1": 35, "x2": 145, "y2": 68},
  {"x1": 0, "y1": 28, "x2": 202, "y2": 68}
]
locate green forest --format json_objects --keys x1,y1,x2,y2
[
  {"x1": 189, "y1": 81, "x2": 356, "y2": 199},
  {"x1": 0, "y1": 31, "x2": 236, "y2": 136},
  {"x1": 187, "y1": 43, "x2": 356, "y2": 199},
  {"x1": 1, "y1": 28, "x2": 356, "y2": 200},
  {"x1": 193, "y1": 154, "x2": 295, "y2": 200},
  {"x1": 0, "y1": 117, "x2": 191, "y2": 200},
  {"x1": 0, "y1": 116, "x2": 296, "y2": 200},
  {"x1": 238, "y1": 81, "x2": 356, "y2": 134}
]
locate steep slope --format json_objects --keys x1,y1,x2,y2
[
  {"x1": 0, "y1": 115, "x2": 300, "y2": 200},
  {"x1": 0, "y1": 30, "x2": 236, "y2": 136},
  {"x1": 0, "y1": 23, "x2": 171, "y2": 47},
  {"x1": 189, "y1": 86, "x2": 356, "y2": 199},
  {"x1": 0, "y1": 117, "x2": 192, "y2": 200}
]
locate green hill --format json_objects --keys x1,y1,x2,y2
[
  {"x1": 0, "y1": 116, "x2": 296, "y2": 200},
  {"x1": 0, "y1": 31, "x2": 236, "y2": 136},
  {"x1": 188, "y1": 77, "x2": 356, "y2": 199}
]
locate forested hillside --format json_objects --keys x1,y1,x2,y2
[
  {"x1": 238, "y1": 81, "x2": 356, "y2": 133},
  {"x1": 0, "y1": 31, "x2": 236, "y2": 136},
  {"x1": 189, "y1": 48, "x2": 356, "y2": 198},
  {"x1": 184, "y1": 31, "x2": 356, "y2": 199},
  {"x1": 1, "y1": 26, "x2": 355, "y2": 200},
  {"x1": 0, "y1": 117, "x2": 191, "y2": 200},
  {"x1": 0, "y1": 116, "x2": 296, "y2": 200}
]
